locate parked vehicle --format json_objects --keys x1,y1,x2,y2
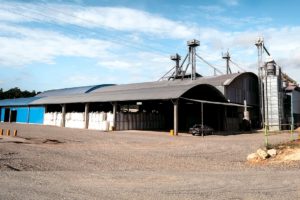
[{"x1": 189, "y1": 124, "x2": 214, "y2": 136}]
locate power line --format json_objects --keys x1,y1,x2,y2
[
  {"x1": 229, "y1": 59, "x2": 246, "y2": 72},
  {"x1": 4, "y1": 3, "x2": 171, "y2": 56},
  {"x1": 34, "y1": 2, "x2": 172, "y2": 54},
  {"x1": 196, "y1": 54, "x2": 223, "y2": 75}
]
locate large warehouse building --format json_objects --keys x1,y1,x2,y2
[
  {"x1": 0, "y1": 68, "x2": 298, "y2": 134},
  {"x1": 0, "y1": 39, "x2": 299, "y2": 134},
  {"x1": 0, "y1": 72, "x2": 259, "y2": 134}
]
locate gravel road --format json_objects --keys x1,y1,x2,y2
[{"x1": 0, "y1": 123, "x2": 299, "y2": 200}]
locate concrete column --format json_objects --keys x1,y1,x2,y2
[
  {"x1": 112, "y1": 102, "x2": 117, "y2": 130},
  {"x1": 173, "y1": 99, "x2": 178, "y2": 136},
  {"x1": 84, "y1": 103, "x2": 89, "y2": 129},
  {"x1": 44, "y1": 105, "x2": 48, "y2": 113},
  {"x1": 61, "y1": 104, "x2": 66, "y2": 127}
]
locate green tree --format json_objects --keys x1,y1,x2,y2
[{"x1": 0, "y1": 87, "x2": 39, "y2": 100}]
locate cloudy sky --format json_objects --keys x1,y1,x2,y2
[{"x1": 0, "y1": 0, "x2": 300, "y2": 91}]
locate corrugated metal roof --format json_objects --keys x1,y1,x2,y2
[
  {"x1": 30, "y1": 73, "x2": 253, "y2": 105},
  {"x1": 36, "y1": 84, "x2": 114, "y2": 97},
  {"x1": 0, "y1": 97, "x2": 42, "y2": 107}
]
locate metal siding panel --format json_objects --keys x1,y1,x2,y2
[
  {"x1": 29, "y1": 107, "x2": 45, "y2": 124},
  {"x1": 16, "y1": 107, "x2": 29, "y2": 123},
  {"x1": 293, "y1": 91, "x2": 300, "y2": 114}
]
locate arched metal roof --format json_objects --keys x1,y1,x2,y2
[
  {"x1": 30, "y1": 72, "x2": 256, "y2": 105},
  {"x1": 0, "y1": 97, "x2": 42, "y2": 107},
  {"x1": 0, "y1": 84, "x2": 114, "y2": 107},
  {"x1": 36, "y1": 84, "x2": 114, "y2": 97},
  {"x1": 223, "y1": 72, "x2": 258, "y2": 86}
]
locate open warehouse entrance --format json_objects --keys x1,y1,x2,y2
[
  {"x1": 112, "y1": 83, "x2": 246, "y2": 133},
  {"x1": 178, "y1": 84, "x2": 227, "y2": 132}
]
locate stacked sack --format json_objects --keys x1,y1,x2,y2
[
  {"x1": 65, "y1": 112, "x2": 85, "y2": 129},
  {"x1": 43, "y1": 112, "x2": 62, "y2": 126},
  {"x1": 107, "y1": 112, "x2": 114, "y2": 130},
  {"x1": 44, "y1": 111, "x2": 114, "y2": 131},
  {"x1": 88, "y1": 112, "x2": 109, "y2": 131},
  {"x1": 43, "y1": 112, "x2": 52, "y2": 125}
]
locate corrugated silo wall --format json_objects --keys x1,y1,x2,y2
[
  {"x1": 224, "y1": 74, "x2": 259, "y2": 129},
  {"x1": 264, "y1": 76, "x2": 284, "y2": 130}
]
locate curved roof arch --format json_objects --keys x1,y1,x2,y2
[
  {"x1": 181, "y1": 84, "x2": 228, "y2": 102},
  {"x1": 30, "y1": 72, "x2": 253, "y2": 105},
  {"x1": 223, "y1": 72, "x2": 257, "y2": 86}
]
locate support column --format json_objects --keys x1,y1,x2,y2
[
  {"x1": 201, "y1": 102, "x2": 204, "y2": 137},
  {"x1": 173, "y1": 99, "x2": 179, "y2": 136},
  {"x1": 61, "y1": 104, "x2": 66, "y2": 127},
  {"x1": 43, "y1": 105, "x2": 47, "y2": 125},
  {"x1": 112, "y1": 102, "x2": 117, "y2": 130},
  {"x1": 291, "y1": 92, "x2": 294, "y2": 139},
  {"x1": 45, "y1": 105, "x2": 48, "y2": 113},
  {"x1": 224, "y1": 106, "x2": 228, "y2": 131},
  {"x1": 27, "y1": 106, "x2": 30, "y2": 123},
  {"x1": 8, "y1": 109, "x2": 11, "y2": 123},
  {"x1": 84, "y1": 103, "x2": 89, "y2": 129}
]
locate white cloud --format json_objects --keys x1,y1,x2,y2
[
  {"x1": 0, "y1": 2, "x2": 197, "y2": 39},
  {"x1": 99, "y1": 60, "x2": 142, "y2": 70},
  {"x1": 65, "y1": 74, "x2": 110, "y2": 86},
  {"x1": 205, "y1": 15, "x2": 272, "y2": 28},
  {"x1": 0, "y1": 1, "x2": 300, "y2": 84},
  {"x1": 96, "y1": 51, "x2": 172, "y2": 82},
  {"x1": 0, "y1": 23, "x2": 114, "y2": 66}
]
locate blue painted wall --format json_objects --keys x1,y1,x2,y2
[
  {"x1": 28, "y1": 107, "x2": 45, "y2": 124},
  {"x1": 0, "y1": 106, "x2": 44, "y2": 124},
  {"x1": 15, "y1": 107, "x2": 29, "y2": 123},
  {"x1": 1, "y1": 108, "x2": 5, "y2": 122}
]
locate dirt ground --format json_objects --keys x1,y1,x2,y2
[
  {"x1": 263, "y1": 139, "x2": 300, "y2": 163},
  {"x1": 0, "y1": 123, "x2": 300, "y2": 200}
]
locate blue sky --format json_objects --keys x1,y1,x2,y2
[{"x1": 0, "y1": 0, "x2": 300, "y2": 91}]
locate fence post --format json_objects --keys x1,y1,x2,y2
[
  {"x1": 264, "y1": 124, "x2": 269, "y2": 148},
  {"x1": 290, "y1": 124, "x2": 295, "y2": 141}
]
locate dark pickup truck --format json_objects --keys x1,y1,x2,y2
[{"x1": 189, "y1": 124, "x2": 214, "y2": 136}]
